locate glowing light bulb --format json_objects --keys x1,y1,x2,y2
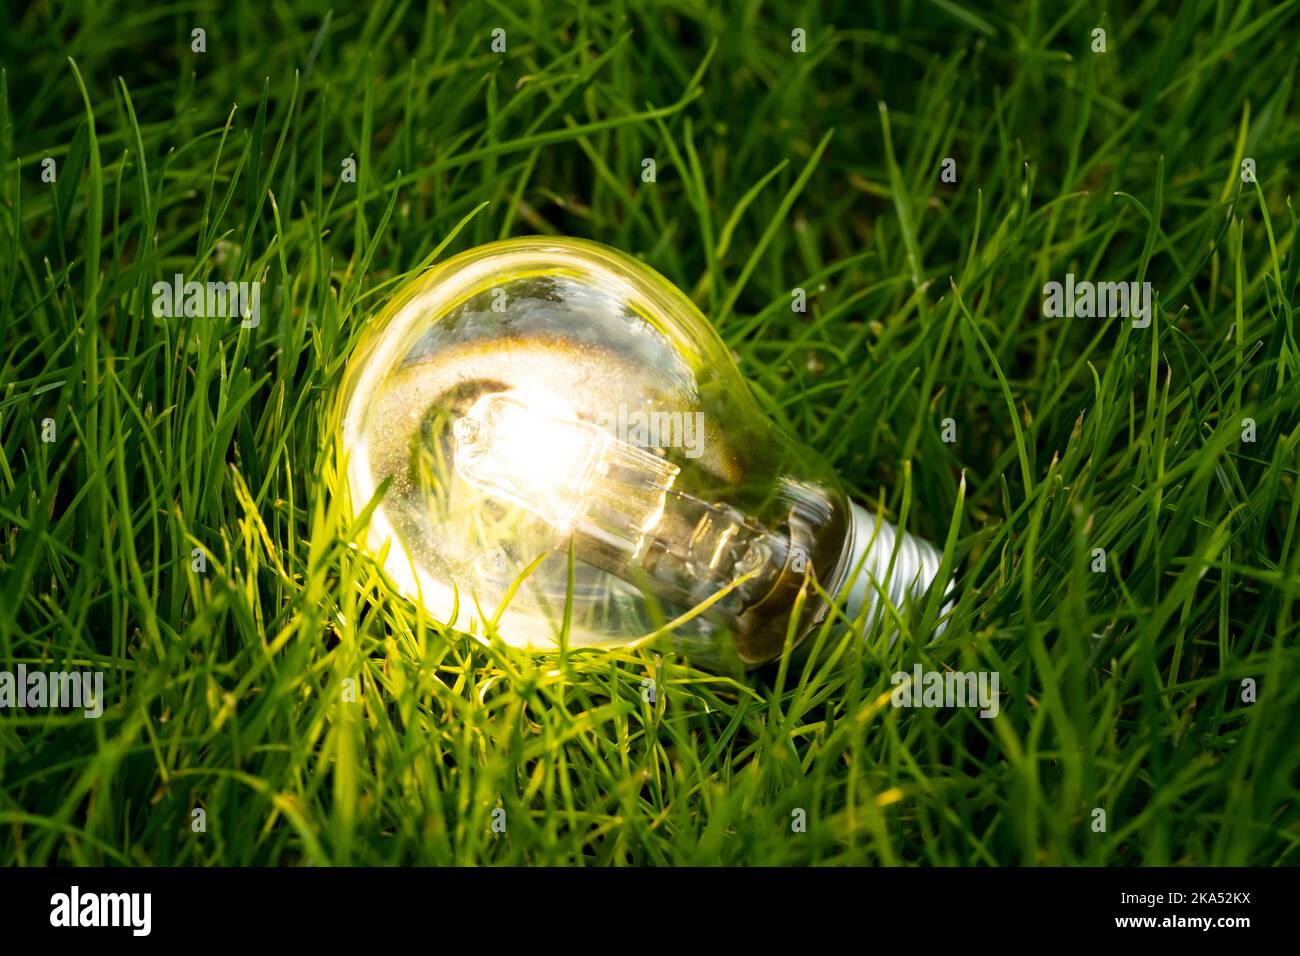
[{"x1": 337, "y1": 237, "x2": 949, "y2": 667}]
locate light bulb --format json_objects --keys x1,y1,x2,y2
[{"x1": 337, "y1": 237, "x2": 948, "y2": 667}]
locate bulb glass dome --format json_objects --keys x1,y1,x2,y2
[{"x1": 338, "y1": 237, "x2": 932, "y2": 666}]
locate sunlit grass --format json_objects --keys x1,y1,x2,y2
[{"x1": 1, "y1": 0, "x2": 1298, "y2": 865}]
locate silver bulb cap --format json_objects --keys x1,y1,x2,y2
[{"x1": 835, "y1": 502, "x2": 952, "y2": 640}]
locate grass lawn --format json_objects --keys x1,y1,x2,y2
[{"x1": 1, "y1": 0, "x2": 1298, "y2": 866}]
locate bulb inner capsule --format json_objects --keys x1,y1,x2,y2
[{"x1": 451, "y1": 387, "x2": 795, "y2": 618}]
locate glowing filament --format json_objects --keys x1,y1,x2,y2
[{"x1": 453, "y1": 390, "x2": 679, "y2": 557}]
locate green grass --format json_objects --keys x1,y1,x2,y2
[{"x1": 2, "y1": 0, "x2": 1299, "y2": 866}]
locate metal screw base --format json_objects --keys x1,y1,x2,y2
[{"x1": 836, "y1": 502, "x2": 951, "y2": 638}]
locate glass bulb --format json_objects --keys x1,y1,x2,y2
[{"x1": 337, "y1": 237, "x2": 947, "y2": 667}]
